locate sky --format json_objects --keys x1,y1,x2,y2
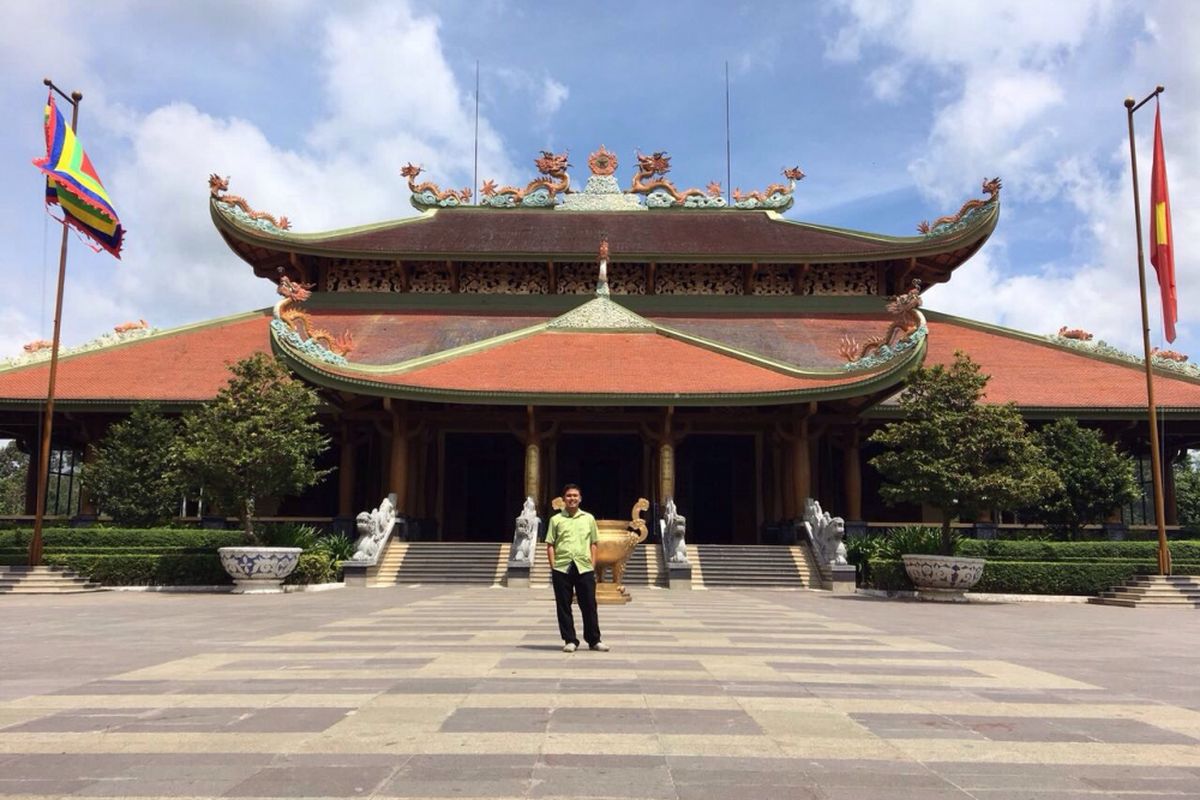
[{"x1": 0, "y1": 0, "x2": 1197, "y2": 365}]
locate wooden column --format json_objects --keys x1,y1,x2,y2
[
  {"x1": 659, "y1": 406, "x2": 676, "y2": 500},
  {"x1": 524, "y1": 406, "x2": 541, "y2": 503},
  {"x1": 78, "y1": 436, "x2": 98, "y2": 517},
  {"x1": 389, "y1": 402, "x2": 409, "y2": 512},
  {"x1": 791, "y1": 417, "x2": 811, "y2": 515},
  {"x1": 338, "y1": 424, "x2": 355, "y2": 517},
  {"x1": 843, "y1": 427, "x2": 862, "y2": 521}
]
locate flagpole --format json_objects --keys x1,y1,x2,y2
[
  {"x1": 1124, "y1": 84, "x2": 1171, "y2": 576},
  {"x1": 29, "y1": 79, "x2": 81, "y2": 567}
]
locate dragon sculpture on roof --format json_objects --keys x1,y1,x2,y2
[
  {"x1": 628, "y1": 151, "x2": 726, "y2": 208},
  {"x1": 402, "y1": 163, "x2": 472, "y2": 210},
  {"x1": 208, "y1": 174, "x2": 291, "y2": 231},
  {"x1": 732, "y1": 167, "x2": 805, "y2": 211},
  {"x1": 479, "y1": 151, "x2": 571, "y2": 208},
  {"x1": 918, "y1": 177, "x2": 1002, "y2": 235},
  {"x1": 272, "y1": 275, "x2": 354, "y2": 363},
  {"x1": 839, "y1": 283, "x2": 927, "y2": 367}
]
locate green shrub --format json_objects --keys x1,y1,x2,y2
[
  {"x1": 862, "y1": 556, "x2": 1200, "y2": 595},
  {"x1": 313, "y1": 533, "x2": 356, "y2": 563},
  {"x1": 258, "y1": 523, "x2": 321, "y2": 550},
  {"x1": 83, "y1": 404, "x2": 184, "y2": 527},
  {"x1": 958, "y1": 540, "x2": 1200, "y2": 561},
  {"x1": 284, "y1": 552, "x2": 337, "y2": 585},
  {"x1": 0, "y1": 528, "x2": 242, "y2": 549},
  {"x1": 41, "y1": 552, "x2": 231, "y2": 585}
]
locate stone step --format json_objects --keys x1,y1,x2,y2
[
  {"x1": 0, "y1": 565, "x2": 104, "y2": 594},
  {"x1": 690, "y1": 544, "x2": 814, "y2": 590},
  {"x1": 1090, "y1": 574, "x2": 1200, "y2": 608}
]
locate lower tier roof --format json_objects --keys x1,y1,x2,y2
[{"x1": 0, "y1": 305, "x2": 1198, "y2": 413}]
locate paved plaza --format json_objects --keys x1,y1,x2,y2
[{"x1": 2, "y1": 586, "x2": 1200, "y2": 799}]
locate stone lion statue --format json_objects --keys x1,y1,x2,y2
[
  {"x1": 802, "y1": 497, "x2": 847, "y2": 566},
  {"x1": 350, "y1": 493, "x2": 397, "y2": 564},
  {"x1": 509, "y1": 496, "x2": 540, "y2": 565},
  {"x1": 660, "y1": 497, "x2": 689, "y2": 564}
]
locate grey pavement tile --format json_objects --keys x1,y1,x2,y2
[
  {"x1": 0, "y1": 778, "x2": 97, "y2": 795},
  {"x1": 6, "y1": 708, "x2": 146, "y2": 733},
  {"x1": 216, "y1": 657, "x2": 432, "y2": 670},
  {"x1": 1045, "y1": 716, "x2": 1199, "y2": 744},
  {"x1": 639, "y1": 681, "x2": 728, "y2": 696},
  {"x1": 440, "y1": 706, "x2": 550, "y2": 733},
  {"x1": 223, "y1": 765, "x2": 395, "y2": 797},
  {"x1": 671, "y1": 768, "x2": 812, "y2": 786},
  {"x1": 84, "y1": 777, "x2": 251, "y2": 797},
  {"x1": 547, "y1": 706, "x2": 657, "y2": 733},
  {"x1": 770, "y1": 661, "x2": 981, "y2": 676},
  {"x1": 380, "y1": 777, "x2": 533, "y2": 797},
  {"x1": 1082, "y1": 775, "x2": 1200, "y2": 792},
  {"x1": 676, "y1": 785, "x2": 821, "y2": 800},
  {"x1": 227, "y1": 706, "x2": 354, "y2": 733},
  {"x1": 406, "y1": 754, "x2": 538, "y2": 770},
  {"x1": 541, "y1": 754, "x2": 667, "y2": 768},
  {"x1": 968, "y1": 793, "x2": 1200, "y2": 800},
  {"x1": 530, "y1": 765, "x2": 676, "y2": 799},
  {"x1": 819, "y1": 789, "x2": 973, "y2": 800},
  {"x1": 385, "y1": 678, "x2": 479, "y2": 694}
]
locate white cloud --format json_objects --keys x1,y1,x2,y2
[
  {"x1": 537, "y1": 78, "x2": 569, "y2": 119},
  {"x1": 830, "y1": 0, "x2": 1200, "y2": 356}
]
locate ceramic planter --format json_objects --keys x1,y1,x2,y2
[
  {"x1": 901, "y1": 554, "x2": 985, "y2": 602},
  {"x1": 217, "y1": 546, "x2": 302, "y2": 594}
]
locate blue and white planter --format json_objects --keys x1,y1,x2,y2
[
  {"x1": 901, "y1": 554, "x2": 986, "y2": 602},
  {"x1": 218, "y1": 547, "x2": 302, "y2": 594}
]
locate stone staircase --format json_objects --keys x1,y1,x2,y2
[
  {"x1": 1089, "y1": 575, "x2": 1200, "y2": 608},
  {"x1": 530, "y1": 544, "x2": 667, "y2": 589},
  {"x1": 0, "y1": 566, "x2": 104, "y2": 594},
  {"x1": 690, "y1": 544, "x2": 818, "y2": 589},
  {"x1": 369, "y1": 541, "x2": 508, "y2": 587}
]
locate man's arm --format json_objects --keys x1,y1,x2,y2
[{"x1": 546, "y1": 517, "x2": 557, "y2": 567}]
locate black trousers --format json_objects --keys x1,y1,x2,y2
[{"x1": 551, "y1": 563, "x2": 601, "y2": 647}]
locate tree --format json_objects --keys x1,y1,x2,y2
[
  {"x1": 82, "y1": 404, "x2": 184, "y2": 527},
  {"x1": 870, "y1": 352, "x2": 1061, "y2": 555},
  {"x1": 0, "y1": 440, "x2": 28, "y2": 515},
  {"x1": 1022, "y1": 418, "x2": 1138, "y2": 539},
  {"x1": 174, "y1": 353, "x2": 330, "y2": 541},
  {"x1": 1175, "y1": 453, "x2": 1200, "y2": 534}
]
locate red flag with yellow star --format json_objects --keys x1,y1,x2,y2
[{"x1": 1149, "y1": 103, "x2": 1176, "y2": 342}]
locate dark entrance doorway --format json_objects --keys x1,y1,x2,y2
[
  {"x1": 676, "y1": 434, "x2": 757, "y2": 544},
  {"x1": 441, "y1": 433, "x2": 524, "y2": 541},
  {"x1": 554, "y1": 434, "x2": 644, "y2": 521}
]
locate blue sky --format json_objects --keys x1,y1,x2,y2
[{"x1": 0, "y1": 1, "x2": 1197, "y2": 366}]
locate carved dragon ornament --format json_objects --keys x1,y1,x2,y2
[
  {"x1": 480, "y1": 151, "x2": 571, "y2": 208},
  {"x1": 208, "y1": 174, "x2": 291, "y2": 231},
  {"x1": 918, "y1": 177, "x2": 1001, "y2": 236},
  {"x1": 839, "y1": 283, "x2": 927, "y2": 368},
  {"x1": 271, "y1": 275, "x2": 355, "y2": 365},
  {"x1": 402, "y1": 163, "x2": 472, "y2": 209}
]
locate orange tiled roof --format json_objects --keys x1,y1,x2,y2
[
  {"x1": 923, "y1": 314, "x2": 1200, "y2": 409},
  {"x1": 0, "y1": 312, "x2": 271, "y2": 403}
]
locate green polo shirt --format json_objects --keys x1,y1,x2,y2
[{"x1": 546, "y1": 509, "x2": 599, "y2": 574}]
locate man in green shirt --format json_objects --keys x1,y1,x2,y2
[{"x1": 545, "y1": 483, "x2": 608, "y2": 653}]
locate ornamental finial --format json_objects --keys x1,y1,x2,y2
[{"x1": 596, "y1": 235, "x2": 610, "y2": 297}]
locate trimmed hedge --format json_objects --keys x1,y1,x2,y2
[
  {"x1": 284, "y1": 552, "x2": 337, "y2": 585},
  {"x1": 866, "y1": 558, "x2": 1200, "y2": 596},
  {"x1": 41, "y1": 553, "x2": 231, "y2": 586},
  {"x1": 0, "y1": 528, "x2": 243, "y2": 549},
  {"x1": 958, "y1": 539, "x2": 1200, "y2": 561}
]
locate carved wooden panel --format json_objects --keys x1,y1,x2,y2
[
  {"x1": 804, "y1": 264, "x2": 878, "y2": 295},
  {"x1": 655, "y1": 263, "x2": 743, "y2": 295},
  {"x1": 554, "y1": 262, "x2": 648, "y2": 294},
  {"x1": 409, "y1": 261, "x2": 453, "y2": 294},
  {"x1": 325, "y1": 259, "x2": 400, "y2": 292},
  {"x1": 459, "y1": 262, "x2": 549, "y2": 294},
  {"x1": 752, "y1": 264, "x2": 794, "y2": 296}
]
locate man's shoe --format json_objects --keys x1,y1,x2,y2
[
  {"x1": 589, "y1": 642, "x2": 610, "y2": 652},
  {"x1": 562, "y1": 642, "x2": 577, "y2": 653}
]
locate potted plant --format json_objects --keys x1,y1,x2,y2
[
  {"x1": 870, "y1": 352, "x2": 1059, "y2": 600},
  {"x1": 174, "y1": 354, "x2": 330, "y2": 593}
]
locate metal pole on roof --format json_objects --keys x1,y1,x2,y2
[
  {"x1": 1124, "y1": 84, "x2": 1171, "y2": 576},
  {"x1": 473, "y1": 60, "x2": 480, "y2": 206},
  {"x1": 30, "y1": 78, "x2": 82, "y2": 566},
  {"x1": 725, "y1": 61, "x2": 731, "y2": 205}
]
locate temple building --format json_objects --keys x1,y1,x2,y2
[{"x1": 2, "y1": 146, "x2": 1199, "y2": 563}]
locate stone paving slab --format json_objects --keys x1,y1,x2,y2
[{"x1": 1, "y1": 586, "x2": 1199, "y2": 798}]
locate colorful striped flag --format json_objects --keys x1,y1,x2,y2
[
  {"x1": 1149, "y1": 103, "x2": 1175, "y2": 342},
  {"x1": 32, "y1": 93, "x2": 124, "y2": 258}
]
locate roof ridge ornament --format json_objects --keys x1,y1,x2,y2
[
  {"x1": 629, "y1": 151, "x2": 727, "y2": 209},
  {"x1": 918, "y1": 177, "x2": 1002, "y2": 236},
  {"x1": 839, "y1": 280, "x2": 926, "y2": 369},
  {"x1": 401, "y1": 163, "x2": 472, "y2": 209},
  {"x1": 732, "y1": 167, "x2": 805, "y2": 211},
  {"x1": 480, "y1": 151, "x2": 571, "y2": 208},
  {"x1": 209, "y1": 174, "x2": 291, "y2": 231},
  {"x1": 272, "y1": 270, "x2": 355, "y2": 364},
  {"x1": 596, "y1": 235, "x2": 610, "y2": 297}
]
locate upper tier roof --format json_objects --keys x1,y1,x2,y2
[{"x1": 210, "y1": 190, "x2": 1000, "y2": 290}]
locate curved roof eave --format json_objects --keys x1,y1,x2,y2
[
  {"x1": 211, "y1": 197, "x2": 1000, "y2": 267},
  {"x1": 268, "y1": 328, "x2": 926, "y2": 407}
]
